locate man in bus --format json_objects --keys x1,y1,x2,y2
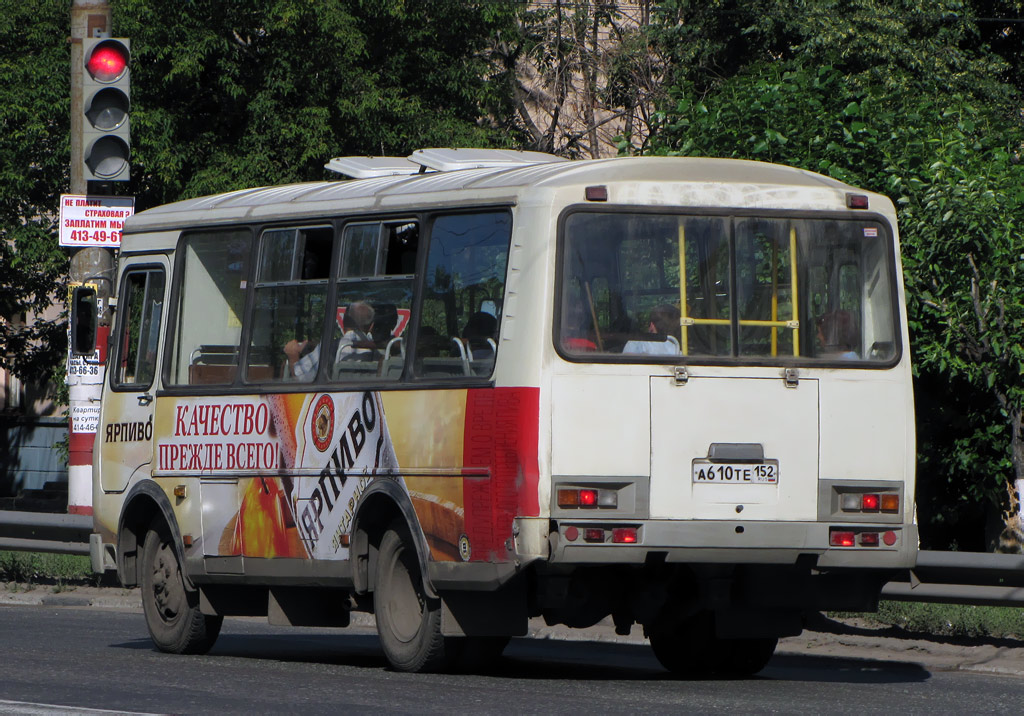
[
  {"x1": 283, "y1": 300, "x2": 377, "y2": 380},
  {"x1": 334, "y1": 300, "x2": 377, "y2": 363}
]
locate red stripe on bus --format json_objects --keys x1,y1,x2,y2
[{"x1": 462, "y1": 387, "x2": 540, "y2": 562}]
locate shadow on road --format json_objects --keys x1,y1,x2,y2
[{"x1": 112, "y1": 629, "x2": 930, "y2": 685}]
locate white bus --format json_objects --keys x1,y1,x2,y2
[{"x1": 77, "y1": 148, "x2": 916, "y2": 675}]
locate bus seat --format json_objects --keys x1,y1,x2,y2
[{"x1": 189, "y1": 364, "x2": 238, "y2": 385}]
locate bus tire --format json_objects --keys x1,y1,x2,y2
[
  {"x1": 648, "y1": 611, "x2": 728, "y2": 677},
  {"x1": 374, "y1": 521, "x2": 451, "y2": 672},
  {"x1": 720, "y1": 637, "x2": 777, "y2": 676},
  {"x1": 140, "y1": 525, "x2": 222, "y2": 655}
]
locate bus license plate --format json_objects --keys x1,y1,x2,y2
[{"x1": 692, "y1": 461, "x2": 779, "y2": 484}]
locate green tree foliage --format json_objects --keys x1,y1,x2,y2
[
  {"x1": 0, "y1": 1, "x2": 70, "y2": 385},
  {"x1": 648, "y1": 1, "x2": 1024, "y2": 547},
  {"x1": 114, "y1": 0, "x2": 516, "y2": 205},
  {"x1": 0, "y1": 0, "x2": 518, "y2": 389}
]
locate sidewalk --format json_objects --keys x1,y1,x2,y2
[{"x1": 4, "y1": 583, "x2": 1024, "y2": 677}]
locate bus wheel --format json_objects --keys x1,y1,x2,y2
[
  {"x1": 374, "y1": 521, "x2": 450, "y2": 672},
  {"x1": 140, "y1": 525, "x2": 222, "y2": 654},
  {"x1": 648, "y1": 611, "x2": 728, "y2": 677},
  {"x1": 719, "y1": 637, "x2": 777, "y2": 676}
]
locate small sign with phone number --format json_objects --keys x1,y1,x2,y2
[{"x1": 59, "y1": 194, "x2": 134, "y2": 247}]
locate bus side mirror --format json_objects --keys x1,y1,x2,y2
[{"x1": 71, "y1": 286, "x2": 98, "y2": 356}]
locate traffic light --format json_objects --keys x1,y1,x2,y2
[{"x1": 82, "y1": 38, "x2": 130, "y2": 182}]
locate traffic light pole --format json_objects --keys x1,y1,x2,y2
[{"x1": 68, "y1": 0, "x2": 113, "y2": 516}]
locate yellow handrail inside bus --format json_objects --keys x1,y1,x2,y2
[
  {"x1": 790, "y1": 225, "x2": 800, "y2": 356},
  {"x1": 771, "y1": 238, "x2": 779, "y2": 356},
  {"x1": 678, "y1": 220, "x2": 688, "y2": 355},
  {"x1": 677, "y1": 219, "x2": 800, "y2": 357}
]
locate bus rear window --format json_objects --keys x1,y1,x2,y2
[{"x1": 558, "y1": 212, "x2": 898, "y2": 365}]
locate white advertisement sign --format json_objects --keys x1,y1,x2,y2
[
  {"x1": 71, "y1": 404, "x2": 101, "y2": 433},
  {"x1": 59, "y1": 194, "x2": 134, "y2": 248}
]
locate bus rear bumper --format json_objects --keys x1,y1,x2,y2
[{"x1": 537, "y1": 518, "x2": 918, "y2": 570}]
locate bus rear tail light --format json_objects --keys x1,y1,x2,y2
[
  {"x1": 830, "y1": 528, "x2": 897, "y2": 547},
  {"x1": 829, "y1": 530, "x2": 856, "y2": 547},
  {"x1": 558, "y1": 488, "x2": 618, "y2": 509},
  {"x1": 583, "y1": 528, "x2": 605, "y2": 543},
  {"x1": 880, "y1": 494, "x2": 900, "y2": 513},
  {"x1": 859, "y1": 532, "x2": 880, "y2": 547},
  {"x1": 839, "y1": 491, "x2": 899, "y2": 514},
  {"x1": 612, "y1": 527, "x2": 638, "y2": 544}
]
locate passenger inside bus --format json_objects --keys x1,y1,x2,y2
[
  {"x1": 334, "y1": 300, "x2": 378, "y2": 363},
  {"x1": 284, "y1": 300, "x2": 379, "y2": 380},
  {"x1": 622, "y1": 303, "x2": 682, "y2": 356},
  {"x1": 283, "y1": 336, "x2": 320, "y2": 380},
  {"x1": 815, "y1": 309, "x2": 860, "y2": 359}
]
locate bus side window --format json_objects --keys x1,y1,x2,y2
[
  {"x1": 168, "y1": 230, "x2": 252, "y2": 387},
  {"x1": 113, "y1": 269, "x2": 165, "y2": 388},
  {"x1": 246, "y1": 226, "x2": 332, "y2": 383},
  {"x1": 413, "y1": 212, "x2": 512, "y2": 379},
  {"x1": 330, "y1": 220, "x2": 417, "y2": 383}
]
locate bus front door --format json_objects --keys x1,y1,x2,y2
[{"x1": 99, "y1": 259, "x2": 167, "y2": 494}]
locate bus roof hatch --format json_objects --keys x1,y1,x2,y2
[
  {"x1": 409, "y1": 147, "x2": 568, "y2": 172},
  {"x1": 324, "y1": 156, "x2": 423, "y2": 179}
]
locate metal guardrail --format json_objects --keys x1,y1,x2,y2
[
  {"x1": 882, "y1": 549, "x2": 1024, "y2": 607},
  {"x1": 0, "y1": 510, "x2": 92, "y2": 556},
  {"x1": 3, "y1": 510, "x2": 1024, "y2": 606}
]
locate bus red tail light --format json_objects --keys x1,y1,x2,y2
[
  {"x1": 839, "y1": 490, "x2": 899, "y2": 514},
  {"x1": 859, "y1": 532, "x2": 880, "y2": 547},
  {"x1": 557, "y1": 487, "x2": 618, "y2": 509},
  {"x1": 830, "y1": 530, "x2": 856, "y2": 547},
  {"x1": 583, "y1": 528, "x2": 605, "y2": 543},
  {"x1": 612, "y1": 527, "x2": 638, "y2": 544}
]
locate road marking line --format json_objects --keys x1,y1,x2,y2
[{"x1": 0, "y1": 699, "x2": 165, "y2": 716}]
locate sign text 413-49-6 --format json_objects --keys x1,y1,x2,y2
[{"x1": 58, "y1": 194, "x2": 134, "y2": 247}]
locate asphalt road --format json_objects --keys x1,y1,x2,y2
[{"x1": 2, "y1": 604, "x2": 1024, "y2": 715}]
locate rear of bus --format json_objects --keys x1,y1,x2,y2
[{"x1": 529, "y1": 158, "x2": 916, "y2": 674}]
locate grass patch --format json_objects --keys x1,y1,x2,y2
[
  {"x1": 0, "y1": 551, "x2": 97, "y2": 589},
  {"x1": 834, "y1": 601, "x2": 1024, "y2": 639}
]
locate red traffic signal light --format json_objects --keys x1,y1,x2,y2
[
  {"x1": 81, "y1": 38, "x2": 131, "y2": 182},
  {"x1": 85, "y1": 42, "x2": 129, "y2": 83}
]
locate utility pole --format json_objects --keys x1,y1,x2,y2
[{"x1": 68, "y1": 0, "x2": 114, "y2": 516}]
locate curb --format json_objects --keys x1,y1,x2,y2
[{"x1": 0, "y1": 587, "x2": 141, "y2": 611}]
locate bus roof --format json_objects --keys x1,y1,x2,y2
[{"x1": 122, "y1": 155, "x2": 885, "y2": 240}]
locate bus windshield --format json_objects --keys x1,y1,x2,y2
[{"x1": 559, "y1": 212, "x2": 898, "y2": 364}]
